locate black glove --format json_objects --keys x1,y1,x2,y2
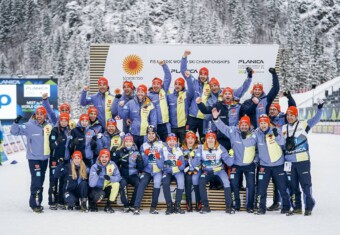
[
  {"x1": 246, "y1": 67, "x2": 253, "y2": 78},
  {"x1": 96, "y1": 166, "x2": 102, "y2": 175},
  {"x1": 104, "y1": 175, "x2": 110, "y2": 181},
  {"x1": 241, "y1": 131, "x2": 247, "y2": 139},
  {"x1": 272, "y1": 128, "x2": 278, "y2": 137},
  {"x1": 14, "y1": 115, "x2": 23, "y2": 124},
  {"x1": 72, "y1": 137, "x2": 79, "y2": 145},
  {"x1": 56, "y1": 135, "x2": 64, "y2": 145},
  {"x1": 58, "y1": 158, "x2": 64, "y2": 165},
  {"x1": 269, "y1": 68, "x2": 276, "y2": 74},
  {"x1": 318, "y1": 100, "x2": 325, "y2": 109},
  {"x1": 90, "y1": 139, "x2": 97, "y2": 150},
  {"x1": 149, "y1": 153, "x2": 155, "y2": 159},
  {"x1": 283, "y1": 90, "x2": 292, "y2": 99},
  {"x1": 115, "y1": 94, "x2": 122, "y2": 99}
]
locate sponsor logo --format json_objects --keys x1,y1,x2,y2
[
  {"x1": 122, "y1": 55, "x2": 143, "y2": 75},
  {"x1": 0, "y1": 94, "x2": 11, "y2": 108},
  {"x1": 238, "y1": 60, "x2": 264, "y2": 64}
]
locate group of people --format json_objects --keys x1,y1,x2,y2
[{"x1": 10, "y1": 50, "x2": 323, "y2": 216}]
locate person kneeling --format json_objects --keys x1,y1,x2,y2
[
  {"x1": 55, "y1": 151, "x2": 89, "y2": 211},
  {"x1": 89, "y1": 149, "x2": 121, "y2": 213}
]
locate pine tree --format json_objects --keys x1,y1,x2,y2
[
  {"x1": 231, "y1": 3, "x2": 252, "y2": 44},
  {"x1": 0, "y1": 53, "x2": 9, "y2": 74}
]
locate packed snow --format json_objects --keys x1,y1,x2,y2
[{"x1": 1, "y1": 133, "x2": 339, "y2": 235}]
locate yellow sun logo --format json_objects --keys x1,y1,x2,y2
[{"x1": 122, "y1": 55, "x2": 143, "y2": 75}]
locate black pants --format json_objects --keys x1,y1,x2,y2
[
  {"x1": 187, "y1": 116, "x2": 204, "y2": 142},
  {"x1": 64, "y1": 181, "x2": 89, "y2": 206},
  {"x1": 28, "y1": 159, "x2": 48, "y2": 209},
  {"x1": 120, "y1": 175, "x2": 140, "y2": 207},
  {"x1": 171, "y1": 126, "x2": 186, "y2": 145},
  {"x1": 157, "y1": 123, "x2": 169, "y2": 142},
  {"x1": 133, "y1": 135, "x2": 145, "y2": 151},
  {"x1": 48, "y1": 157, "x2": 59, "y2": 205}
]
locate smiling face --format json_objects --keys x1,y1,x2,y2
[
  {"x1": 167, "y1": 139, "x2": 177, "y2": 148},
  {"x1": 73, "y1": 156, "x2": 81, "y2": 165},
  {"x1": 100, "y1": 154, "x2": 110, "y2": 166},
  {"x1": 147, "y1": 132, "x2": 156, "y2": 142},
  {"x1": 269, "y1": 107, "x2": 279, "y2": 117},
  {"x1": 259, "y1": 122, "x2": 269, "y2": 131},
  {"x1": 81, "y1": 119, "x2": 89, "y2": 127},
  {"x1": 210, "y1": 84, "x2": 220, "y2": 94},
  {"x1": 60, "y1": 119, "x2": 68, "y2": 127},
  {"x1": 174, "y1": 81, "x2": 183, "y2": 92},
  {"x1": 186, "y1": 136, "x2": 195, "y2": 148},
  {"x1": 222, "y1": 91, "x2": 233, "y2": 103},
  {"x1": 137, "y1": 90, "x2": 146, "y2": 101},
  {"x1": 286, "y1": 113, "x2": 298, "y2": 124},
  {"x1": 98, "y1": 83, "x2": 108, "y2": 94},
  {"x1": 88, "y1": 112, "x2": 97, "y2": 122},
  {"x1": 124, "y1": 139, "x2": 133, "y2": 148},
  {"x1": 239, "y1": 123, "x2": 250, "y2": 132},
  {"x1": 253, "y1": 88, "x2": 263, "y2": 98},
  {"x1": 35, "y1": 112, "x2": 45, "y2": 124}
]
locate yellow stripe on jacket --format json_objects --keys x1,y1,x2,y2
[
  {"x1": 43, "y1": 124, "x2": 53, "y2": 155},
  {"x1": 140, "y1": 98, "x2": 155, "y2": 136},
  {"x1": 177, "y1": 91, "x2": 187, "y2": 128},
  {"x1": 105, "y1": 92, "x2": 114, "y2": 122},
  {"x1": 266, "y1": 134, "x2": 282, "y2": 163},
  {"x1": 197, "y1": 82, "x2": 211, "y2": 119},
  {"x1": 159, "y1": 89, "x2": 169, "y2": 123}
]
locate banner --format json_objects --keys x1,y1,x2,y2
[
  {"x1": 0, "y1": 77, "x2": 58, "y2": 124},
  {"x1": 103, "y1": 44, "x2": 279, "y2": 101}
]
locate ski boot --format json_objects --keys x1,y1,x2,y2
[
  {"x1": 225, "y1": 207, "x2": 236, "y2": 214},
  {"x1": 49, "y1": 204, "x2": 57, "y2": 210},
  {"x1": 149, "y1": 207, "x2": 159, "y2": 214},
  {"x1": 174, "y1": 203, "x2": 185, "y2": 214},
  {"x1": 133, "y1": 208, "x2": 140, "y2": 215},
  {"x1": 304, "y1": 210, "x2": 312, "y2": 216},
  {"x1": 104, "y1": 201, "x2": 115, "y2": 213},
  {"x1": 165, "y1": 203, "x2": 173, "y2": 215},
  {"x1": 267, "y1": 202, "x2": 280, "y2": 211},
  {"x1": 80, "y1": 198, "x2": 88, "y2": 212},
  {"x1": 200, "y1": 206, "x2": 211, "y2": 214}
]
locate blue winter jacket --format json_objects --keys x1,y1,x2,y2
[
  {"x1": 111, "y1": 93, "x2": 135, "y2": 133},
  {"x1": 148, "y1": 64, "x2": 171, "y2": 125},
  {"x1": 242, "y1": 127, "x2": 285, "y2": 167},
  {"x1": 240, "y1": 72, "x2": 280, "y2": 128},
  {"x1": 113, "y1": 146, "x2": 144, "y2": 177},
  {"x1": 54, "y1": 162, "x2": 89, "y2": 192},
  {"x1": 95, "y1": 131, "x2": 122, "y2": 156},
  {"x1": 118, "y1": 97, "x2": 157, "y2": 136},
  {"x1": 68, "y1": 122, "x2": 97, "y2": 160},
  {"x1": 10, "y1": 119, "x2": 53, "y2": 161},
  {"x1": 160, "y1": 144, "x2": 185, "y2": 174},
  {"x1": 140, "y1": 140, "x2": 164, "y2": 175},
  {"x1": 89, "y1": 160, "x2": 121, "y2": 188},
  {"x1": 50, "y1": 125, "x2": 71, "y2": 160},
  {"x1": 80, "y1": 90, "x2": 115, "y2": 129},
  {"x1": 282, "y1": 108, "x2": 322, "y2": 163},
  {"x1": 192, "y1": 144, "x2": 234, "y2": 172},
  {"x1": 214, "y1": 118, "x2": 257, "y2": 166}
]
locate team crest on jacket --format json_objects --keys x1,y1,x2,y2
[
  {"x1": 87, "y1": 132, "x2": 92, "y2": 136},
  {"x1": 206, "y1": 153, "x2": 216, "y2": 160}
]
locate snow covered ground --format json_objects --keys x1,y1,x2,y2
[{"x1": 1, "y1": 133, "x2": 339, "y2": 235}]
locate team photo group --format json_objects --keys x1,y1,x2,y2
[{"x1": 10, "y1": 50, "x2": 324, "y2": 216}]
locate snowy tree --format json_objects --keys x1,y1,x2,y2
[
  {"x1": 231, "y1": 3, "x2": 252, "y2": 44},
  {"x1": 0, "y1": 53, "x2": 9, "y2": 74}
]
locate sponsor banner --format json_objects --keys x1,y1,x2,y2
[
  {"x1": 103, "y1": 44, "x2": 279, "y2": 101},
  {"x1": 0, "y1": 78, "x2": 58, "y2": 124},
  {"x1": 0, "y1": 123, "x2": 26, "y2": 155}
]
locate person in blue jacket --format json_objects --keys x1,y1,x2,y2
[
  {"x1": 87, "y1": 106, "x2": 104, "y2": 134},
  {"x1": 242, "y1": 114, "x2": 291, "y2": 215},
  {"x1": 241, "y1": 68, "x2": 280, "y2": 129},
  {"x1": 113, "y1": 133, "x2": 144, "y2": 212},
  {"x1": 133, "y1": 126, "x2": 164, "y2": 215},
  {"x1": 266, "y1": 91, "x2": 297, "y2": 211},
  {"x1": 212, "y1": 109, "x2": 256, "y2": 213},
  {"x1": 192, "y1": 131, "x2": 235, "y2": 214},
  {"x1": 95, "y1": 118, "x2": 123, "y2": 159},
  {"x1": 180, "y1": 50, "x2": 211, "y2": 142},
  {"x1": 282, "y1": 101, "x2": 324, "y2": 216},
  {"x1": 111, "y1": 80, "x2": 135, "y2": 133},
  {"x1": 80, "y1": 77, "x2": 115, "y2": 129},
  {"x1": 41, "y1": 93, "x2": 76, "y2": 129},
  {"x1": 10, "y1": 107, "x2": 53, "y2": 213},
  {"x1": 160, "y1": 133, "x2": 186, "y2": 215},
  {"x1": 148, "y1": 60, "x2": 172, "y2": 142},
  {"x1": 182, "y1": 131, "x2": 201, "y2": 212},
  {"x1": 167, "y1": 76, "x2": 194, "y2": 144},
  {"x1": 89, "y1": 149, "x2": 121, "y2": 213},
  {"x1": 48, "y1": 113, "x2": 71, "y2": 210},
  {"x1": 118, "y1": 84, "x2": 157, "y2": 150},
  {"x1": 68, "y1": 114, "x2": 97, "y2": 168},
  {"x1": 54, "y1": 151, "x2": 89, "y2": 211}
]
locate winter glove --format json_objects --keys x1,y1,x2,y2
[
  {"x1": 14, "y1": 115, "x2": 23, "y2": 124},
  {"x1": 72, "y1": 137, "x2": 79, "y2": 145},
  {"x1": 58, "y1": 158, "x2": 64, "y2": 165},
  {"x1": 283, "y1": 90, "x2": 292, "y2": 99},
  {"x1": 144, "y1": 149, "x2": 150, "y2": 156},
  {"x1": 115, "y1": 94, "x2": 122, "y2": 99},
  {"x1": 176, "y1": 160, "x2": 182, "y2": 167},
  {"x1": 317, "y1": 99, "x2": 325, "y2": 109},
  {"x1": 104, "y1": 175, "x2": 110, "y2": 181},
  {"x1": 269, "y1": 68, "x2": 276, "y2": 74},
  {"x1": 155, "y1": 152, "x2": 160, "y2": 159},
  {"x1": 96, "y1": 133, "x2": 103, "y2": 139},
  {"x1": 241, "y1": 131, "x2": 247, "y2": 139},
  {"x1": 90, "y1": 139, "x2": 97, "y2": 150},
  {"x1": 246, "y1": 67, "x2": 253, "y2": 78},
  {"x1": 56, "y1": 135, "x2": 64, "y2": 145},
  {"x1": 96, "y1": 166, "x2": 102, "y2": 175},
  {"x1": 272, "y1": 128, "x2": 278, "y2": 137}
]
